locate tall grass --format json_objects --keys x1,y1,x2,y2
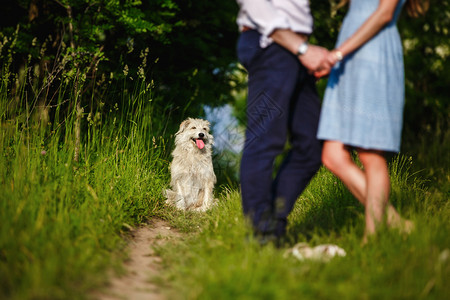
[
  {"x1": 0, "y1": 70, "x2": 171, "y2": 299},
  {"x1": 158, "y1": 155, "x2": 449, "y2": 300}
]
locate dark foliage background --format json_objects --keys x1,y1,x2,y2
[
  {"x1": 0, "y1": 0, "x2": 240, "y2": 130},
  {"x1": 0, "y1": 0, "x2": 448, "y2": 149}
]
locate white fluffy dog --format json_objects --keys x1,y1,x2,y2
[{"x1": 165, "y1": 118, "x2": 216, "y2": 211}]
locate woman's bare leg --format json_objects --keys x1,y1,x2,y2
[
  {"x1": 358, "y1": 150, "x2": 390, "y2": 235},
  {"x1": 322, "y1": 141, "x2": 412, "y2": 236},
  {"x1": 322, "y1": 141, "x2": 366, "y2": 202}
]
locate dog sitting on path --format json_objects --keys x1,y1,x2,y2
[{"x1": 165, "y1": 118, "x2": 216, "y2": 211}]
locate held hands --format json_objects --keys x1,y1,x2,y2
[
  {"x1": 299, "y1": 47, "x2": 342, "y2": 79},
  {"x1": 298, "y1": 45, "x2": 330, "y2": 74},
  {"x1": 314, "y1": 50, "x2": 342, "y2": 78},
  {"x1": 268, "y1": 29, "x2": 339, "y2": 78},
  {"x1": 268, "y1": 29, "x2": 341, "y2": 79}
]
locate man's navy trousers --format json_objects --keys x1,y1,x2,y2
[{"x1": 237, "y1": 30, "x2": 322, "y2": 237}]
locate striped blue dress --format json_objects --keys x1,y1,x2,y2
[{"x1": 317, "y1": 0, "x2": 406, "y2": 152}]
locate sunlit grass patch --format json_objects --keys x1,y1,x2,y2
[{"x1": 159, "y1": 157, "x2": 450, "y2": 300}]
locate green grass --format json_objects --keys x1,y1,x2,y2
[
  {"x1": 1, "y1": 63, "x2": 448, "y2": 299},
  {"x1": 2, "y1": 97, "x2": 448, "y2": 300},
  {"x1": 0, "y1": 78, "x2": 172, "y2": 299},
  {"x1": 158, "y1": 155, "x2": 449, "y2": 300}
]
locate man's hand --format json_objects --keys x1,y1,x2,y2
[{"x1": 298, "y1": 45, "x2": 332, "y2": 74}]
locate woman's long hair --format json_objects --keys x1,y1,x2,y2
[
  {"x1": 405, "y1": 0, "x2": 429, "y2": 17},
  {"x1": 335, "y1": 0, "x2": 429, "y2": 17}
]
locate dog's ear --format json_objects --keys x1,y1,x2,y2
[{"x1": 175, "y1": 118, "x2": 191, "y2": 135}]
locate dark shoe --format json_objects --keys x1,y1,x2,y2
[{"x1": 256, "y1": 233, "x2": 278, "y2": 246}]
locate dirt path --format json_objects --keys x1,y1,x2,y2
[{"x1": 94, "y1": 219, "x2": 181, "y2": 300}]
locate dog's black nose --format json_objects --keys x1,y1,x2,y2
[{"x1": 198, "y1": 133, "x2": 204, "y2": 138}]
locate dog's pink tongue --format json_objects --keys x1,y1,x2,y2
[{"x1": 196, "y1": 139, "x2": 205, "y2": 149}]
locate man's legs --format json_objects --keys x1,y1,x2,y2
[
  {"x1": 238, "y1": 31, "x2": 321, "y2": 238},
  {"x1": 272, "y1": 74, "x2": 322, "y2": 236}
]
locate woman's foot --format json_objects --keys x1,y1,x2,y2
[
  {"x1": 361, "y1": 218, "x2": 414, "y2": 246},
  {"x1": 397, "y1": 219, "x2": 415, "y2": 234},
  {"x1": 386, "y1": 206, "x2": 414, "y2": 234},
  {"x1": 388, "y1": 214, "x2": 415, "y2": 234}
]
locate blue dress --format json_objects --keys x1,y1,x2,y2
[{"x1": 317, "y1": 0, "x2": 406, "y2": 153}]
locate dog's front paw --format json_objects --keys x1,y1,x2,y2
[
  {"x1": 193, "y1": 205, "x2": 208, "y2": 212},
  {"x1": 164, "y1": 189, "x2": 177, "y2": 203}
]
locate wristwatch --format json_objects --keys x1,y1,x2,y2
[{"x1": 297, "y1": 41, "x2": 309, "y2": 56}]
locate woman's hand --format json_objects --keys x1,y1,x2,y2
[{"x1": 314, "y1": 50, "x2": 342, "y2": 78}]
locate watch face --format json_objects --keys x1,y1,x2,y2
[{"x1": 298, "y1": 42, "x2": 308, "y2": 55}]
